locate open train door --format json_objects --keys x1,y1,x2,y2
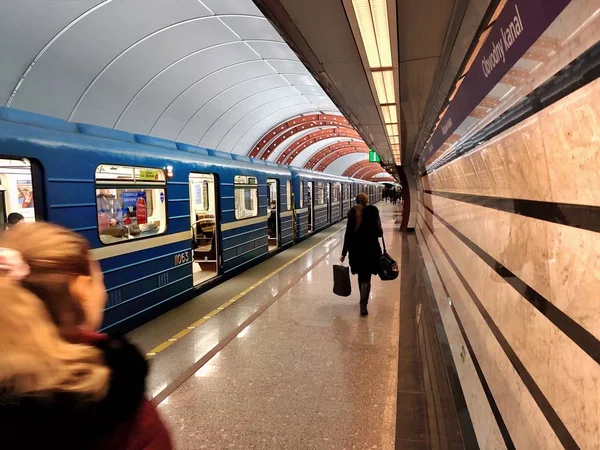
[{"x1": 189, "y1": 173, "x2": 219, "y2": 287}]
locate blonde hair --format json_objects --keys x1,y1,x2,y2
[{"x1": 0, "y1": 222, "x2": 109, "y2": 400}]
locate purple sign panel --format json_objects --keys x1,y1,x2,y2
[{"x1": 420, "y1": 0, "x2": 571, "y2": 166}]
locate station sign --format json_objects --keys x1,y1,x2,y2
[{"x1": 419, "y1": 0, "x2": 571, "y2": 166}]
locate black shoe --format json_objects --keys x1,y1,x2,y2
[{"x1": 360, "y1": 304, "x2": 368, "y2": 316}]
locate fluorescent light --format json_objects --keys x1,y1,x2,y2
[
  {"x1": 389, "y1": 135, "x2": 399, "y2": 144},
  {"x1": 353, "y1": 0, "x2": 380, "y2": 67},
  {"x1": 352, "y1": 0, "x2": 392, "y2": 69},
  {"x1": 386, "y1": 123, "x2": 398, "y2": 136},
  {"x1": 370, "y1": 0, "x2": 392, "y2": 67},
  {"x1": 373, "y1": 70, "x2": 395, "y2": 103},
  {"x1": 381, "y1": 105, "x2": 397, "y2": 123}
]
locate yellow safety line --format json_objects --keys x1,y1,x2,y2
[{"x1": 146, "y1": 228, "x2": 343, "y2": 358}]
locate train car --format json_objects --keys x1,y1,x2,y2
[
  {"x1": 290, "y1": 168, "x2": 353, "y2": 240},
  {"x1": 0, "y1": 106, "x2": 382, "y2": 332}
]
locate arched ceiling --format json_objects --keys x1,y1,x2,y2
[{"x1": 0, "y1": 0, "x2": 387, "y2": 177}]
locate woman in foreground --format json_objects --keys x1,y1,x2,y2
[
  {"x1": 340, "y1": 193, "x2": 383, "y2": 316},
  {"x1": 0, "y1": 222, "x2": 172, "y2": 449}
]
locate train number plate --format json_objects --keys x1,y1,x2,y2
[{"x1": 174, "y1": 251, "x2": 191, "y2": 266}]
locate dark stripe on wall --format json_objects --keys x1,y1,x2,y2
[
  {"x1": 424, "y1": 203, "x2": 600, "y2": 364},
  {"x1": 419, "y1": 211, "x2": 580, "y2": 449},
  {"x1": 424, "y1": 190, "x2": 600, "y2": 233},
  {"x1": 417, "y1": 218, "x2": 515, "y2": 449}
]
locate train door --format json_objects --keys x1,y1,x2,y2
[
  {"x1": 189, "y1": 173, "x2": 218, "y2": 286},
  {"x1": 267, "y1": 179, "x2": 279, "y2": 251},
  {"x1": 307, "y1": 181, "x2": 314, "y2": 232},
  {"x1": 0, "y1": 158, "x2": 37, "y2": 229},
  {"x1": 326, "y1": 183, "x2": 331, "y2": 223}
]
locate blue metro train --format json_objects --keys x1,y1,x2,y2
[{"x1": 0, "y1": 107, "x2": 382, "y2": 332}]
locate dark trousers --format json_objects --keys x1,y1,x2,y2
[{"x1": 358, "y1": 272, "x2": 372, "y2": 305}]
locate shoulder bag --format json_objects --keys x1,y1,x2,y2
[{"x1": 378, "y1": 235, "x2": 399, "y2": 281}]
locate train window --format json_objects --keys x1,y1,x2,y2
[
  {"x1": 234, "y1": 175, "x2": 258, "y2": 220},
  {"x1": 0, "y1": 158, "x2": 36, "y2": 229},
  {"x1": 286, "y1": 180, "x2": 292, "y2": 210},
  {"x1": 316, "y1": 182, "x2": 325, "y2": 205},
  {"x1": 95, "y1": 165, "x2": 167, "y2": 245},
  {"x1": 343, "y1": 184, "x2": 350, "y2": 201},
  {"x1": 299, "y1": 181, "x2": 304, "y2": 208},
  {"x1": 333, "y1": 183, "x2": 341, "y2": 202}
]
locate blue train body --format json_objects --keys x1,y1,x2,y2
[{"x1": 0, "y1": 107, "x2": 383, "y2": 332}]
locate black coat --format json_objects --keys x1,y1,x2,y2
[
  {"x1": 342, "y1": 204, "x2": 383, "y2": 275},
  {"x1": 0, "y1": 333, "x2": 172, "y2": 450}
]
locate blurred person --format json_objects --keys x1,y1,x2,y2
[
  {"x1": 6, "y1": 212, "x2": 24, "y2": 229},
  {"x1": 340, "y1": 193, "x2": 383, "y2": 316},
  {"x1": 0, "y1": 222, "x2": 172, "y2": 450}
]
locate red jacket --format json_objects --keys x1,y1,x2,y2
[{"x1": 0, "y1": 332, "x2": 172, "y2": 450}]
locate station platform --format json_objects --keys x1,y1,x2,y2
[{"x1": 129, "y1": 202, "x2": 469, "y2": 449}]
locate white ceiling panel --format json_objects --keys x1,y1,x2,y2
[
  {"x1": 72, "y1": 17, "x2": 237, "y2": 127},
  {"x1": 0, "y1": 0, "x2": 103, "y2": 105},
  {"x1": 247, "y1": 41, "x2": 298, "y2": 60},
  {"x1": 0, "y1": 0, "x2": 373, "y2": 175},
  {"x1": 267, "y1": 60, "x2": 310, "y2": 75},
  {"x1": 8, "y1": 0, "x2": 211, "y2": 119},
  {"x1": 151, "y1": 60, "x2": 275, "y2": 140},
  {"x1": 283, "y1": 74, "x2": 318, "y2": 87},
  {"x1": 233, "y1": 104, "x2": 321, "y2": 155},
  {"x1": 178, "y1": 75, "x2": 290, "y2": 144},
  {"x1": 220, "y1": 16, "x2": 284, "y2": 42},
  {"x1": 200, "y1": 86, "x2": 300, "y2": 149},
  {"x1": 116, "y1": 42, "x2": 259, "y2": 135},
  {"x1": 327, "y1": 153, "x2": 369, "y2": 176},
  {"x1": 220, "y1": 97, "x2": 313, "y2": 153},
  {"x1": 294, "y1": 86, "x2": 328, "y2": 96},
  {"x1": 200, "y1": 0, "x2": 263, "y2": 16}
]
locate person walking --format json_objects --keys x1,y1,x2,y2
[
  {"x1": 340, "y1": 193, "x2": 383, "y2": 316},
  {"x1": 0, "y1": 222, "x2": 172, "y2": 450}
]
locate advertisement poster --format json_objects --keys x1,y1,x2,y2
[
  {"x1": 17, "y1": 179, "x2": 34, "y2": 209},
  {"x1": 136, "y1": 197, "x2": 147, "y2": 225},
  {"x1": 120, "y1": 191, "x2": 146, "y2": 222}
]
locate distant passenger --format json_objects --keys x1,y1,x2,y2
[
  {"x1": 340, "y1": 193, "x2": 383, "y2": 316},
  {"x1": 6, "y1": 212, "x2": 24, "y2": 229},
  {"x1": 0, "y1": 222, "x2": 173, "y2": 450},
  {"x1": 96, "y1": 189, "x2": 123, "y2": 227}
]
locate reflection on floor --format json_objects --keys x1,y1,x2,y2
[
  {"x1": 192, "y1": 263, "x2": 216, "y2": 286},
  {"x1": 137, "y1": 203, "x2": 470, "y2": 449}
]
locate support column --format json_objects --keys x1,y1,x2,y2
[{"x1": 397, "y1": 166, "x2": 416, "y2": 232}]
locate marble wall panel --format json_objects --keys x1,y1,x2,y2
[
  {"x1": 424, "y1": 78, "x2": 600, "y2": 207},
  {"x1": 425, "y1": 211, "x2": 599, "y2": 448},
  {"x1": 540, "y1": 80, "x2": 600, "y2": 207},
  {"x1": 417, "y1": 215, "x2": 562, "y2": 449},
  {"x1": 416, "y1": 225, "x2": 505, "y2": 449}
]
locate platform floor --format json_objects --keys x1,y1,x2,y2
[{"x1": 130, "y1": 202, "x2": 468, "y2": 449}]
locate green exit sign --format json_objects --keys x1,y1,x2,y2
[{"x1": 369, "y1": 149, "x2": 381, "y2": 163}]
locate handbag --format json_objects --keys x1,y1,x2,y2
[
  {"x1": 333, "y1": 264, "x2": 352, "y2": 297},
  {"x1": 378, "y1": 236, "x2": 399, "y2": 281}
]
